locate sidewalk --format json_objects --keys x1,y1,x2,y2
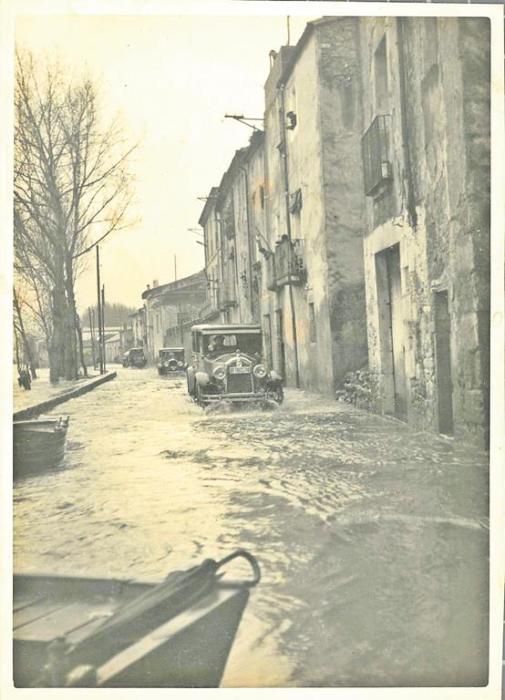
[{"x1": 13, "y1": 366, "x2": 118, "y2": 417}]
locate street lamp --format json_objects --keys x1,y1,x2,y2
[
  {"x1": 224, "y1": 114, "x2": 264, "y2": 132},
  {"x1": 187, "y1": 228, "x2": 206, "y2": 250}
]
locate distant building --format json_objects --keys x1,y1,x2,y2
[
  {"x1": 141, "y1": 271, "x2": 207, "y2": 362},
  {"x1": 129, "y1": 308, "x2": 146, "y2": 349},
  {"x1": 81, "y1": 327, "x2": 122, "y2": 366}
]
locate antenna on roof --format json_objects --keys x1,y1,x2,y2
[{"x1": 286, "y1": 16, "x2": 291, "y2": 45}]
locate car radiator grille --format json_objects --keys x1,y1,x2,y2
[{"x1": 226, "y1": 372, "x2": 253, "y2": 394}]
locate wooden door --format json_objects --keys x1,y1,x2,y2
[
  {"x1": 434, "y1": 290, "x2": 454, "y2": 435},
  {"x1": 386, "y1": 246, "x2": 407, "y2": 420}
]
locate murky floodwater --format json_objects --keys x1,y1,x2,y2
[{"x1": 13, "y1": 367, "x2": 489, "y2": 687}]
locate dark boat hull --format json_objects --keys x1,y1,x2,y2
[
  {"x1": 14, "y1": 571, "x2": 250, "y2": 687},
  {"x1": 13, "y1": 419, "x2": 68, "y2": 478}
]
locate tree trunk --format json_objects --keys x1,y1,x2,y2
[
  {"x1": 13, "y1": 289, "x2": 37, "y2": 379},
  {"x1": 50, "y1": 283, "x2": 65, "y2": 384},
  {"x1": 14, "y1": 331, "x2": 21, "y2": 373},
  {"x1": 64, "y1": 255, "x2": 79, "y2": 380},
  {"x1": 76, "y1": 314, "x2": 88, "y2": 377}
]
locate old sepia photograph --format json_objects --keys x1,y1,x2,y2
[{"x1": 1, "y1": 0, "x2": 503, "y2": 696}]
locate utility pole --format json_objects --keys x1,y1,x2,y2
[
  {"x1": 96, "y1": 245, "x2": 104, "y2": 374},
  {"x1": 88, "y1": 307, "x2": 96, "y2": 370},
  {"x1": 101, "y1": 284, "x2": 106, "y2": 373}
]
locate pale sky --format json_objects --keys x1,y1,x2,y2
[{"x1": 15, "y1": 11, "x2": 312, "y2": 312}]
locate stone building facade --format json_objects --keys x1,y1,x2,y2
[
  {"x1": 197, "y1": 15, "x2": 490, "y2": 448},
  {"x1": 199, "y1": 131, "x2": 265, "y2": 325},
  {"x1": 359, "y1": 17, "x2": 490, "y2": 446},
  {"x1": 259, "y1": 18, "x2": 368, "y2": 393}
]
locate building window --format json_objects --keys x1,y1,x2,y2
[
  {"x1": 362, "y1": 114, "x2": 392, "y2": 196},
  {"x1": 156, "y1": 313, "x2": 160, "y2": 333},
  {"x1": 309, "y1": 303, "x2": 316, "y2": 343},
  {"x1": 374, "y1": 36, "x2": 388, "y2": 114},
  {"x1": 289, "y1": 188, "x2": 303, "y2": 215}
]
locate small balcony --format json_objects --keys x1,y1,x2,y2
[
  {"x1": 274, "y1": 238, "x2": 306, "y2": 287},
  {"x1": 361, "y1": 114, "x2": 392, "y2": 196}
]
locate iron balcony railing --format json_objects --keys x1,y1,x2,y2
[{"x1": 361, "y1": 114, "x2": 392, "y2": 196}]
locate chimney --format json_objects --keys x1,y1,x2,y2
[
  {"x1": 264, "y1": 46, "x2": 297, "y2": 111},
  {"x1": 146, "y1": 284, "x2": 151, "y2": 290},
  {"x1": 153, "y1": 279, "x2": 159, "y2": 288}
]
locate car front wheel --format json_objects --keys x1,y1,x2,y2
[{"x1": 273, "y1": 386, "x2": 284, "y2": 404}]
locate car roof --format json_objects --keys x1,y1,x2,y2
[
  {"x1": 159, "y1": 347, "x2": 184, "y2": 351},
  {"x1": 191, "y1": 324, "x2": 261, "y2": 335}
]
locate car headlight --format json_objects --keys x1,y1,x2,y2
[
  {"x1": 253, "y1": 364, "x2": 267, "y2": 378},
  {"x1": 195, "y1": 371, "x2": 210, "y2": 386},
  {"x1": 177, "y1": 361, "x2": 183, "y2": 367},
  {"x1": 212, "y1": 365, "x2": 225, "y2": 380}
]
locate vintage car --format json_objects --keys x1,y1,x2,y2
[
  {"x1": 157, "y1": 347, "x2": 186, "y2": 375},
  {"x1": 186, "y1": 324, "x2": 283, "y2": 406},
  {"x1": 122, "y1": 347, "x2": 147, "y2": 368}
]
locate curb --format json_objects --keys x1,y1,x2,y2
[{"x1": 13, "y1": 371, "x2": 117, "y2": 421}]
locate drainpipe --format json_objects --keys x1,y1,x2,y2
[
  {"x1": 216, "y1": 211, "x2": 225, "y2": 322},
  {"x1": 397, "y1": 17, "x2": 417, "y2": 229},
  {"x1": 279, "y1": 82, "x2": 300, "y2": 388},
  {"x1": 240, "y1": 165, "x2": 255, "y2": 320}
]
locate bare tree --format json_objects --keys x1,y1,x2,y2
[
  {"x1": 13, "y1": 285, "x2": 38, "y2": 379},
  {"x1": 14, "y1": 50, "x2": 136, "y2": 382}
]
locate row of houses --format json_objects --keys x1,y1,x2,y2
[
  {"x1": 127, "y1": 271, "x2": 207, "y2": 362},
  {"x1": 194, "y1": 15, "x2": 490, "y2": 449}
]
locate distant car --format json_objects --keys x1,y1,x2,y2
[
  {"x1": 186, "y1": 324, "x2": 283, "y2": 406},
  {"x1": 122, "y1": 347, "x2": 147, "y2": 368},
  {"x1": 157, "y1": 347, "x2": 186, "y2": 375}
]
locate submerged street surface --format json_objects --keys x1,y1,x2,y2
[{"x1": 13, "y1": 368, "x2": 489, "y2": 687}]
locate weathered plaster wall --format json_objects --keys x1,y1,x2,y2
[
  {"x1": 283, "y1": 33, "x2": 332, "y2": 393},
  {"x1": 260, "y1": 21, "x2": 369, "y2": 395},
  {"x1": 360, "y1": 17, "x2": 490, "y2": 446},
  {"x1": 317, "y1": 18, "x2": 368, "y2": 385},
  {"x1": 262, "y1": 48, "x2": 300, "y2": 383},
  {"x1": 246, "y1": 137, "x2": 267, "y2": 324}
]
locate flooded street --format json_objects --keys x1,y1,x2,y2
[{"x1": 13, "y1": 368, "x2": 489, "y2": 687}]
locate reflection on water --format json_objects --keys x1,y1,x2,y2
[{"x1": 13, "y1": 368, "x2": 489, "y2": 687}]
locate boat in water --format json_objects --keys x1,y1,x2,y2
[
  {"x1": 13, "y1": 416, "x2": 69, "y2": 478},
  {"x1": 13, "y1": 549, "x2": 260, "y2": 688}
]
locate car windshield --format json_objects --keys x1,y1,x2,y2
[
  {"x1": 160, "y1": 350, "x2": 183, "y2": 360},
  {"x1": 131, "y1": 349, "x2": 144, "y2": 358},
  {"x1": 203, "y1": 333, "x2": 262, "y2": 356}
]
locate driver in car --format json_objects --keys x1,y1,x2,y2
[{"x1": 208, "y1": 334, "x2": 226, "y2": 355}]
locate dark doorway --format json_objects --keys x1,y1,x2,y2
[
  {"x1": 275, "y1": 309, "x2": 286, "y2": 380},
  {"x1": 263, "y1": 313, "x2": 273, "y2": 368},
  {"x1": 375, "y1": 244, "x2": 407, "y2": 420},
  {"x1": 434, "y1": 290, "x2": 454, "y2": 435}
]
